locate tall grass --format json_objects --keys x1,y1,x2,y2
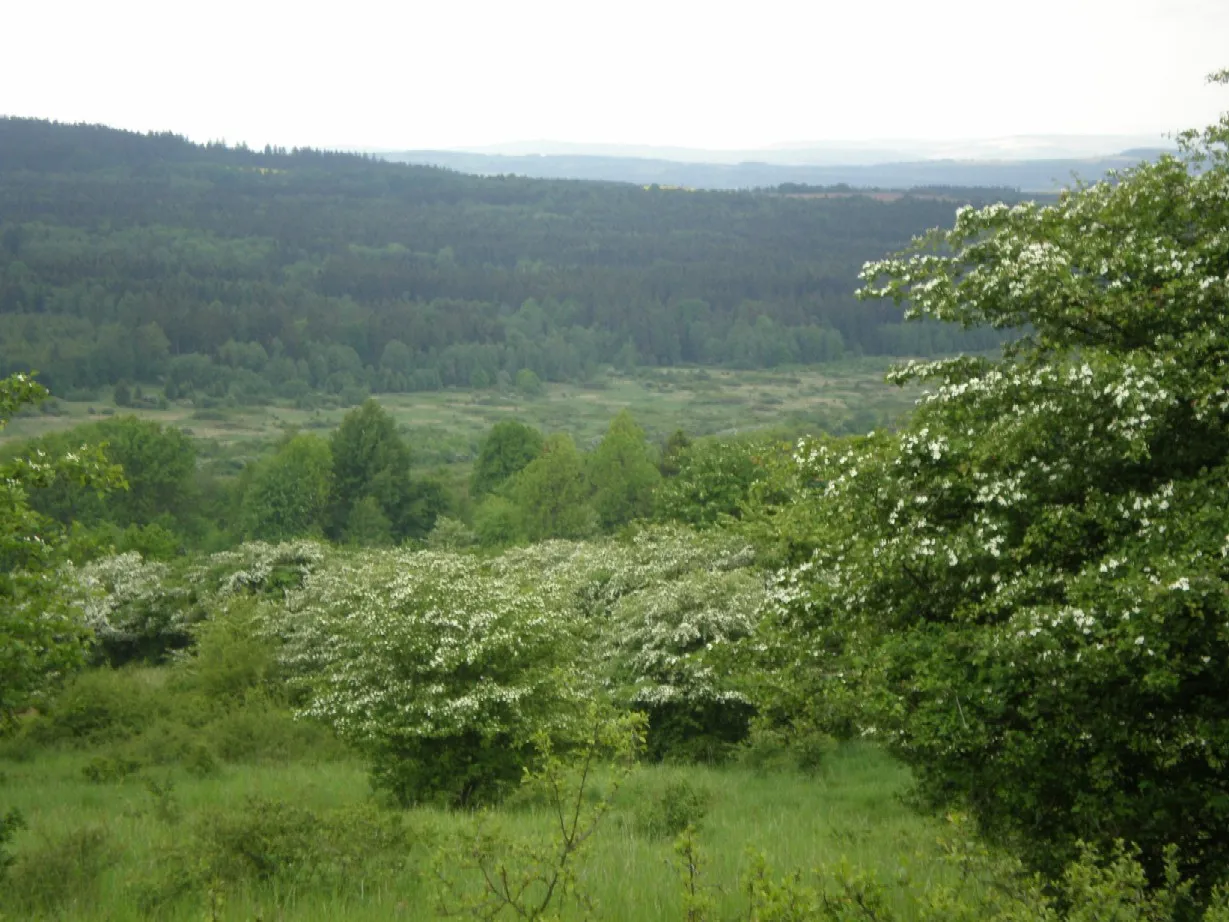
[{"x1": 0, "y1": 741, "x2": 968, "y2": 921}]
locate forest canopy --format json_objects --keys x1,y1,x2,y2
[{"x1": 0, "y1": 118, "x2": 1009, "y2": 401}]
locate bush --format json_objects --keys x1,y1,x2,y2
[
  {"x1": 272, "y1": 549, "x2": 590, "y2": 806},
  {"x1": 143, "y1": 797, "x2": 412, "y2": 895},
  {"x1": 81, "y1": 753, "x2": 143, "y2": 783},
  {"x1": 425, "y1": 515, "x2": 477, "y2": 550},
  {"x1": 601, "y1": 555, "x2": 763, "y2": 762},
  {"x1": 0, "y1": 808, "x2": 23, "y2": 883},
  {"x1": 630, "y1": 776, "x2": 713, "y2": 839},
  {"x1": 738, "y1": 720, "x2": 837, "y2": 776},
  {"x1": 175, "y1": 600, "x2": 278, "y2": 705},
  {"x1": 201, "y1": 703, "x2": 343, "y2": 764},
  {"x1": 30, "y1": 667, "x2": 163, "y2": 744},
  {"x1": 1, "y1": 826, "x2": 116, "y2": 917}
]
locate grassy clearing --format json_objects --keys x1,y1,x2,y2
[
  {"x1": 1, "y1": 361, "x2": 919, "y2": 466},
  {"x1": 0, "y1": 743, "x2": 963, "y2": 921}
]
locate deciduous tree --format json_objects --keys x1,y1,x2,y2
[{"x1": 764, "y1": 81, "x2": 1229, "y2": 893}]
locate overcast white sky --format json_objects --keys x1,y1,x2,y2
[{"x1": 3, "y1": 0, "x2": 1226, "y2": 152}]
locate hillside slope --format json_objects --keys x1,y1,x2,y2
[{"x1": 0, "y1": 118, "x2": 1007, "y2": 398}]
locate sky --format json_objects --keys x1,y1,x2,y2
[{"x1": 3, "y1": 0, "x2": 1226, "y2": 153}]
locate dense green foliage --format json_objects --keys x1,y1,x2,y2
[
  {"x1": 469, "y1": 419, "x2": 544, "y2": 497},
  {"x1": 239, "y1": 433, "x2": 333, "y2": 541},
  {"x1": 510, "y1": 434, "x2": 596, "y2": 541},
  {"x1": 755, "y1": 89, "x2": 1229, "y2": 893},
  {"x1": 0, "y1": 118, "x2": 1007, "y2": 404},
  {"x1": 589, "y1": 410, "x2": 662, "y2": 529},
  {"x1": 0, "y1": 375, "x2": 122, "y2": 723}
]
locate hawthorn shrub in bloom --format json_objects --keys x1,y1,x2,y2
[
  {"x1": 603, "y1": 565, "x2": 763, "y2": 760},
  {"x1": 267, "y1": 527, "x2": 764, "y2": 800},
  {"x1": 508, "y1": 526, "x2": 765, "y2": 760},
  {"x1": 67, "y1": 541, "x2": 327, "y2": 666},
  {"x1": 760, "y1": 85, "x2": 1229, "y2": 892},
  {"x1": 71, "y1": 553, "x2": 197, "y2": 665},
  {"x1": 272, "y1": 549, "x2": 591, "y2": 806},
  {"x1": 191, "y1": 540, "x2": 326, "y2": 597}
]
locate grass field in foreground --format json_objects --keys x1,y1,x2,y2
[
  {"x1": 0, "y1": 744, "x2": 971, "y2": 921},
  {"x1": 0, "y1": 361, "x2": 920, "y2": 467}
]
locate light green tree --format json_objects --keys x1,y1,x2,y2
[
  {"x1": 0, "y1": 374, "x2": 123, "y2": 725},
  {"x1": 240, "y1": 433, "x2": 333, "y2": 541},
  {"x1": 344, "y1": 495, "x2": 395, "y2": 547},
  {"x1": 473, "y1": 495, "x2": 524, "y2": 547},
  {"x1": 515, "y1": 368, "x2": 543, "y2": 396},
  {"x1": 511, "y1": 433, "x2": 593, "y2": 540},
  {"x1": 588, "y1": 410, "x2": 660, "y2": 530}
]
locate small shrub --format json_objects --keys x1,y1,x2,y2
[
  {"x1": 81, "y1": 753, "x2": 144, "y2": 783},
  {"x1": 34, "y1": 667, "x2": 162, "y2": 744},
  {"x1": 125, "y1": 718, "x2": 203, "y2": 766},
  {"x1": 739, "y1": 720, "x2": 837, "y2": 776},
  {"x1": 176, "y1": 601, "x2": 278, "y2": 705},
  {"x1": 183, "y1": 797, "x2": 412, "y2": 889},
  {"x1": 0, "y1": 808, "x2": 24, "y2": 882},
  {"x1": 631, "y1": 776, "x2": 713, "y2": 840},
  {"x1": 142, "y1": 774, "x2": 183, "y2": 825},
  {"x1": 202, "y1": 703, "x2": 343, "y2": 764},
  {"x1": 195, "y1": 797, "x2": 319, "y2": 883},
  {"x1": 2, "y1": 826, "x2": 116, "y2": 916},
  {"x1": 181, "y1": 742, "x2": 220, "y2": 778}
]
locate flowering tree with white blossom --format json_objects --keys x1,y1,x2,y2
[{"x1": 760, "y1": 76, "x2": 1229, "y2": 892}]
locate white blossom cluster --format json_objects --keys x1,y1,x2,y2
[
  {"x1": 63, "y1": 540, "x2": 329, "y2": 659},
  {"x1": 763, "y1": 115, "x2": 1229, "y2": 783},
  {"x1": 601, "y1": 560, "x2": 763, "y2": 709},
  {"x1": 193, "y1": 540, "x2": 326, "y2": 596},
  {"x1": 66, "y1": 552, "x2": 197, "y2": 652},
  {"x1": 272, "y1": 549, "x2": 586, "y2": 746},
  {"x1": 263, "y1": 526, "x2": 762, "y2": 753}
]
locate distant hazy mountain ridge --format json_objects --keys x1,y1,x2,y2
[{"x1": 380, "y1": 139, "x2": 1173, "y2": 192}]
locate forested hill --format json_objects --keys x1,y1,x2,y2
[{"x1": 0, "y1": 117, "x2": 1008, "y2": 401}]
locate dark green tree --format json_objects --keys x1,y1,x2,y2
[
  {"x1": 470, "y1": 420, "x2": 544, "y2": 497},
  {"x1": 328, "y1": 399, "x2": 416, "y2": 541},
  {"x1": 94, "y1": 417, "x2": 198, "y2": 528},
  {"x1": 658, "y1": 428, "x2": 692, "y2": 477}
]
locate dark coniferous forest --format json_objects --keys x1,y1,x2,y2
[{"x1": 0, "y1": 117, "x2": 1009, "y2": 401}]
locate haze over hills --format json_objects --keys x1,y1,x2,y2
[
  {"x1": 380, "y1": 137, "x2": 1175, "y2": 192},
  {"x1": 379, "y1": 148, "x2": 1171, "y2": 193},
  {"x1": 444, "y1": 133, "x2": 1176, "y2": 165}
]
